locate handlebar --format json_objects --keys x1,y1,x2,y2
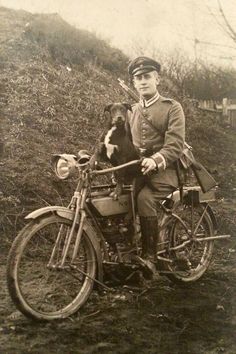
[{"x1": 91, "y1": 159, "x2": 142, "y2": 175}]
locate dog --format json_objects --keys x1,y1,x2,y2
[{"x1": 90, "y1": 103, "x2": 140, "y2": 198}]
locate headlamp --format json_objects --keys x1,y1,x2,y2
[{"x1": 52, "y1": 154, "x2": 77, "y2": 179}]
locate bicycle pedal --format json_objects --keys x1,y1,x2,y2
[{"x1": 134, "y1": 256, "x2": 159, "y2": 276}]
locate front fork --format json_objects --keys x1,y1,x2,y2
[{"x1": 47, "y1": 190, "x2": 87, "y2": 269}]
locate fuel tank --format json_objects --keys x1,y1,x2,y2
[{"x1": 90, "y1": 194, "x2": 131, "y2": 216}]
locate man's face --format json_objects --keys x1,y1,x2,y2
[{"x1": 133, "y1": 70, "x2": 159, "y2": 99}]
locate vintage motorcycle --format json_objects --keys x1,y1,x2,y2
[{"x1": 6, "y1": 151, "x2": 230, "y2": 321}]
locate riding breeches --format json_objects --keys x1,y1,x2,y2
[{"x1": 136, "y1": 174, "x2": 176, "y2": 217}]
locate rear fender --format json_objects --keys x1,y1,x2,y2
[
  {"x1": 166, "y1": 191, "x2": 218, "y2": 233},
  {"x1": 25, "y1": 206, "x2": 103, "y2": 282}
]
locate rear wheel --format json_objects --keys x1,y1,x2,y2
[
  {"x1": 158, "y1": 204, "x2": 214, "y2": 284},
  {"x1": 7, "y1": 214, "x2": 97, "y2": 320}
]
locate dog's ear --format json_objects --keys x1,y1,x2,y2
[
  {"x1": 104, "y1": 104, "x2": 112, "y2": 129},
  {"x1": 104, "y1": 104, "x2": 113, "y2": 114},
  {"x1": 123, "y1": 103, "x2": 132, "y2": 112}
]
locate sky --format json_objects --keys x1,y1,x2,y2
[{"x1": 1, "y1": 0, "x2": 236, "y2": 67}]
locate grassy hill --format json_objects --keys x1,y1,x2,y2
[{"x1": 0, "y1": 6, "x2": 235, "y2": 239}]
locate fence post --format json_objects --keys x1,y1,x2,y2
[{"x1": 222, "y1": 98, "x2": 228, "y2": 117}]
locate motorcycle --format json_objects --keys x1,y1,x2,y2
[{"x1": 6, "y1": 151, "x2": 230, "y2": 321}]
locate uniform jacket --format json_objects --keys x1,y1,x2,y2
[{"x1": 128, "y1": 95, "x2": 185, "y2": 188}]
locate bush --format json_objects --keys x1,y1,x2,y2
[{"x1": 24, "y1": 14, "x2": 129, "y2": 73}]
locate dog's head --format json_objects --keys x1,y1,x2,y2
[{"x1": 104, "y1": 103, "x2": 132, "y2": 128}]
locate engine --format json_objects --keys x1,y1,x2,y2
[
  {"x1": 97, "y1": 215, "x2": 133, "y2": 245},
  {"x1": 88, "y1": 193, "x2": 134, "y2": 244}
]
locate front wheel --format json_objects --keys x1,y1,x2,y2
[
  {"x1": 158, "y1": 204, "x2": 214, "y2": 284},
  {"x1": 7, "y1": 214, "x2": 97, "y2": 320}
]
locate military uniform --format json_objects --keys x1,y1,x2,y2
[
  {"x1": 128, "y1": 93, "x2": 185, "y2": 217},
  {"x1": 127, "y1": 56, "x2": 185, "y2": 260},
  {"x1": 129, "y1": 95, "x2": 185, "y2": 188}
]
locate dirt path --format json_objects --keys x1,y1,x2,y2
[{"x1": 0, "y1": 237, "x2": 236, "y2": 354}]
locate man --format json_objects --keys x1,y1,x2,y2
[{"x1": 127, "y1": 56, "x2": 185, "y2": 263}]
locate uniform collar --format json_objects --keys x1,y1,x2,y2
[{"x1": 140, "y1": 91, "x2": 160, "y2": 108}]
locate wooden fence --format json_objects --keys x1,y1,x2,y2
[{"x1": 198, "y1": 98, "x2": 236, "y2": 128}]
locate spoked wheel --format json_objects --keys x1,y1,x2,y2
[
  {"x1": 7, "y1": 214, "x2": 97, "y2": 321},
  {"x1": 158, "y1": 204, "x2": 214, "y2": 284}
]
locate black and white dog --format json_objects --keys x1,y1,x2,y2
[{"x1": 91, "y1": 103, "x2": 140, "y2": 198}]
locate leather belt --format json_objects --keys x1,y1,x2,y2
[{"x1": 135, "y1": 146, "x2": 153, "y2": 157}]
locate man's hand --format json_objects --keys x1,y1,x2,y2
[{"x1": 141, "y1": 158, "x2": 157, "y2": 175}]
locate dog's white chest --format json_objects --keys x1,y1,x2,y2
[{"x1": 104, "y1": 127, "x2": 118, "y2": 159}]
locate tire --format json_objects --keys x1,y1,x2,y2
[
  {"x1": 158, "y1": 204, "x2": 214, "y2": 284},
  {"x1": 7, "y1": 214, "x2": 97, "y2": 321}
]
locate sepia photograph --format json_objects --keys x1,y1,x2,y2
[{"x1": 0, "y1": 0, "x2": 235, "y2": 353}]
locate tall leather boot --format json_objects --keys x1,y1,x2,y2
[{"x1": 139, "y1": 216, "x2": 159, "y2": 261}]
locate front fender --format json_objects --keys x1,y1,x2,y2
[
  {"x1": 25, "y1": 206, "x2": 75, "y2": 221},
  {"x1": 25, "y1": 206, "x2": 103, "y2": 282}
]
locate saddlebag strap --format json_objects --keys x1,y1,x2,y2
[{"x1": 175, "y1": 159, "x2": 184, "y2": 203}]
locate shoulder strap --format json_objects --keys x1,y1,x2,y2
[{"x1": 137, "y1": 104, "x2": 191, "y2": 150}]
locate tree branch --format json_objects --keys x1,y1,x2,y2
[
  {"x1": 204, "y1": 0, "x2": 234, "y2": 41},
  {"x1": 217, "y1": 0, "x2": 236, "y2": 43}
]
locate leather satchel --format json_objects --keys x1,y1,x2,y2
[{"x1": 179, "y1": 143, "x2": 217, "y2": 193}]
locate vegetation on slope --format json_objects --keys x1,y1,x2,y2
[{"x1": 0, "y1": 6, "x2": 235, "y2": 239}]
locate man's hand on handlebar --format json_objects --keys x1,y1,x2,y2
[{"x1": 141, "y1": 158, "x2": 157, "y2": 175}]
